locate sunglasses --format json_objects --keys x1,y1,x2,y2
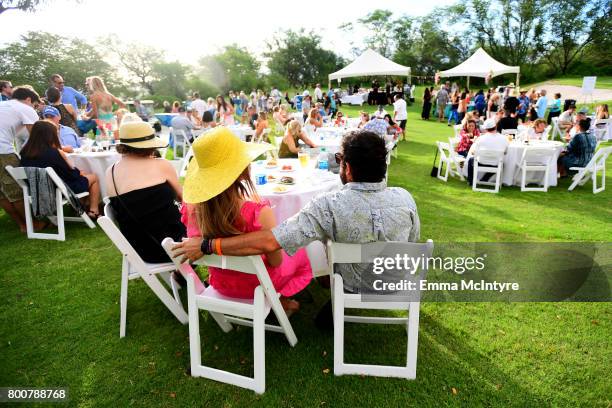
[{"x1": 334, "y1": 152, "x2": 343, "y2": 164}]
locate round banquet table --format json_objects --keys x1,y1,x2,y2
[
  {"x1": 68, "y1": 150, "x2": 120, "y2": 198},
  {"x1": 340, "y1": 93, "x2": 368, "y2": 106},
  {"x1": 252, "y1": 158, "x2": 341, "y2": 276},
  {"x1": 502, "y1": 141, "x2": 564, "y2": 186},
  {"x1": 226, "y1": 125, "x2": 254, "y2": 141}
]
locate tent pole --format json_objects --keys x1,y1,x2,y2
[
  {"x1": 467, "y1": 76, "x2": 470, "y2": 89},
  {"x1": 516, "y1": 73, "x2": 520, "y2": 91}
]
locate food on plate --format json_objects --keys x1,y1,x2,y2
[
  {"x1": 267, "y1": 174, "x2": 277, "y2": 182},
  {"x1": 272, "y1": 185, "x2": 288, "y2": 193},
  {"x1": 279, "y1": 176, "x2": 295, "y2": 185},
  {"x1": 281, "y1": 164, "x2": 293, "y2": 171},
  {"x1": 266, "y1": 160, "x2": 277, "y2": 167}
]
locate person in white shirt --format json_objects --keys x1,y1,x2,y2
[
  {"x1": 314, "y1": 84, "x2": 323, "y2": 103},
  {"x1": 467, "y1": 118, "x2": 509, "y2": 184},
  {"x1": 526, "y1": 119, "x2": 548, "y2": 140},
  {"x1": 190, "y1": 92, "x2": 207, "y2": 118},
  {"x1": 393, "y1": 94, "x2": 408, "y2": 140},
  {"x1": 0, "y1": 86, "x2": 49, "y2": 232}
]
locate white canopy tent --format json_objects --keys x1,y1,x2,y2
[
  {"x1": 328, "y1": 49, "x2": 411, "y2": 88},
  {"x1": 438, "y1": 47, "x2": 520, "y2": 89}
]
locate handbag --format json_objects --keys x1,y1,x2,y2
[{"x1": 430, "y1": 145, "x2": 439, "y2": 177}]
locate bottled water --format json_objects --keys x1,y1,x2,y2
[{"x1": 318, "y1": 147, "x2": 329, "y2": 170}]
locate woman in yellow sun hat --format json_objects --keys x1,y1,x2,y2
[{"x1": 181, "y1": 127, "x2": 312, "y2": 314}]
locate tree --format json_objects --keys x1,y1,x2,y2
[
  {"x1": 266, "y1": 29, "x2": 344, "y2": 87},
  {"x1": 103, "y1": 35, "x2": 163, "y2": 94},
  {"x1": 542, "y1": 0, "x2": 611, "y2": 75},
  {"x1": 197, "y1": 45, "x2": 261, "y2": 93},
  {"x1": 393, "y1": 13, "x2": 468, "y2": 75},
  {"x1": 151, "y1": 61, "x2": 190, "y2": 98},
  {"x1": 340, "y1": 9, "x2": 415, "y2": 58},
  {"x1": 0, "y1": 0, "x2": 73, "y2": 15},
  {"x1": 446, "y1": 0, "x2": 544, "y2": 67},
  {"x1": 0, "y1": 31, "x2": 117, "y2": 94}
]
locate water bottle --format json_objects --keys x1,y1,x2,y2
[{"x1": 318, "y1": 147, "x2": 329, "y2": 170}]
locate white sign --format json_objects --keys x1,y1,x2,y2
[{"x1": 581, "y1": 76, "x2": 597, "y2": 95}]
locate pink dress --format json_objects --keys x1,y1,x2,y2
[{"x1": 180, "y1": 201, "x2": 312, "y2": 299}]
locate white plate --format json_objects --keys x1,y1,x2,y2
[
  {"x1": 279, "y1": 168, "x2": 295, "y2": 172},
  {"x1": 265, "y1": 165, "x2": 278, "y2": 169},
  {"x1": 272, "y1": 186, "x2": 293, "y2": 194}
]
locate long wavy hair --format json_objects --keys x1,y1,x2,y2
[{"x1": 195, "y1": 166, "x2": 259, "y2": 238}]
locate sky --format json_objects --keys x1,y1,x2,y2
[{"x1": 1, "y1": 0, "x2": 456, "y2": 65}]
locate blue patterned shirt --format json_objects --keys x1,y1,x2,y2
[{"x1": 272, "y1": 181, "x2": 420, "y2": 291}]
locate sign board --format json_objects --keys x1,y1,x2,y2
[{"x1": 581, "y1": 76, "x2": 597, "y2": 95}]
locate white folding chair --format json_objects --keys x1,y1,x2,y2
[
  {"x1": 173, "y1": 129, "x2": 192, "y2": 159},
  {"x1": 541, "y1": 125, "x2": 552, "y2": 141},
  {"x1": 551, "y1": 117, "x2": 563, "y2": 141},
  {"x1": 436, "y1": 142, "x2": 464, "y2": 182},
  {"x1": 5, "y1": 165, "x2": 95, "y2": 241},
  {"x1": 447, "y1": 137, "x2": 467, "y2": 179},
  {"x1": 568, "y1": 146, "x2": 612, "y2": 194},
  {"x1": 98, "y1": 202, "x2": 187, "y2": 338},
  {"x1": 515, "y1": 147, "x2": 556, "y2": 192},
  {"x1": 452, "y1": 124, "x2": 462, "y2": 141},
  {"x1": 593, "y1": 119, "x2": 610, "y2": 141},
  {"x1": 179, "y1": 146, "x2": 194, "y2": 178},
  {"x1": 472, "y1": 148, "x2": 505, "y2": 193},
  {"x1": 162, "y1": 238, "x2": 298, "y2": 394},
  {"x1": 328, "y1": 240, "x2": 434, "y2": 379}
]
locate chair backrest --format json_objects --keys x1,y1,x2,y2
[
  {"x1": 520, "y1": 147, "x2": 556, "y2": 165},
  {"x1": 453, "y1": 124, "x2": 462, "y2": 139},
  {"x1": 179, "y1": 147, "x2": 194, "y2": 177},
  {"x1": 327, "y1": 240, "x2": 434, "y2": 295},
  {"x1": 6, "y1": 165, "x2": 68, "y2": 198},
  {"x1": 541, "y1": 125, "x2": 552, "y2": 140},
  {"x1": 436, "y1": 141, "x2": 450, "y2": 161},
  {"x1": 475, "y1": 148, "x2": 505, "y2": 165},
  {"x1": 98, "y1": 202, "x2": 151, "y2": 273},
  {"x1": 589, "y1": 146, "x2": 612, "y2": 168}
]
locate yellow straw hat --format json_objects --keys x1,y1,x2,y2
[
  {"x1": 118, "y1": 121, "x2": 167, "y2": 149},
  {"x1": 183, "y1": 126, "x2": 274, "y2": 203}
]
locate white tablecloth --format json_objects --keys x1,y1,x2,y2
[
  {"x1": 68, "y1": 151, "x2": 120, "y2": 198},
  {"x1": 252, "y1": 158, "x2": 341, "y2": 276},
  {"x1": 308, "y1": 126, "x2": 358, "y2": 153},
  {"x1": 502, "y1": 141, "x2": 564, "y2": 186},
  {"x1": 340, "y1": 93, "x2": 368, "y2": 106}
]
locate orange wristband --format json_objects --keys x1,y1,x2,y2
[{"x1": 216, "y1": 238, "x2": 222, "y2": 256}]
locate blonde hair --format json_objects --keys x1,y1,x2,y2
[
  {"x1": 87, "y1": 76, "x2": 108, "y2": 93},
  {"x1": 533, "y1": 118, "x2": 547, "y2": 128},
  {"x1": 309, "y1": 108, "x2": 318, "y2": 118},
  {"x1": 287, "y1": 119, "x2": 302, "y2": 137},
  {"x1": 195, "y1": 167, "x2": 258, "y2": 238}
]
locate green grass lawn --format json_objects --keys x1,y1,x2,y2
[{"x1": 1, "y1": 97, "x2": 611, "y2": 407}]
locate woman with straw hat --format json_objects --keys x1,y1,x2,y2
[
  {"x1": 105, "y1": 121, "x2": 186, "y2": 263},
  {"x1": 182, "y1": 127, "x2": 312, "y2": 314}
]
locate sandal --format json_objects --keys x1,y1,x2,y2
[{"x1": 86, "y1": 210, "x2": 100, "y2": 220}]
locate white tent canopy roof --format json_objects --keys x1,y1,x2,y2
[
  {"x1": 328, "y1": 49, "x2": 411, "y2": 82},
  {"x1": 438, "y1": 47, "x2": 520, "y2": 78}
]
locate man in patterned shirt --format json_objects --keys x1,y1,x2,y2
[{"x1": 174, "y1": 130, "x2": 421, "y2": 294}]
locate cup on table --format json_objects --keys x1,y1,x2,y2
[{"x1": 298, "y1": 149, "x2": 310, "y2": 168}]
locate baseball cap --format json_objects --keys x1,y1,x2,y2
[
  {"x1": 43, "y1": 106, "x2": 60, "y2": 118},
  {"x1": 483, "y1": 118, "x2": 497, "y2": 130}
]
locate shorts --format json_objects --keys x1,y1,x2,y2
[
  {"x1": 0, "y1": 153, "x2": 23, "y2": 202},
  {"x1": 398, "y1": 119, "x2": 407, "y2": 130}
]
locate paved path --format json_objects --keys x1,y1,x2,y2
[{"x1": 528, "y1": 83, "x2": 612, "y2": 102}]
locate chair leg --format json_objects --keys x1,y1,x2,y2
[
  {"x1": 253, "y1": 286, "x2": 266, "y2": 394},
  {"x1": 56, "y1": 189, "x2": 65, "y2": 241},
  {"x1": 333, "y1": 275, "x2": 345, "y2": 376},
  {"x1": 186, "y1": 275, "x2": 202, "y2": 375},
  {"x1": 119, "y1": 257, "x2": 129, "y2": 338},
  {"x1": 406, "y1": 302, "x2": 420, "y2": 379}
]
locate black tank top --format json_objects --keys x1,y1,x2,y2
[
  {"x1": 56, "y1": 104, "x2": 79, "y2": 134},
  {"x1": 109, "y1": 173, "x2": 186, "y2": 263}
]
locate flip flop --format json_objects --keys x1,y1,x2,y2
[{"x1": 86, "y1": 210, "x2": 100, "y2": 220}]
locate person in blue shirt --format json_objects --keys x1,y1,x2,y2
[
  {"x1": 42, "y1": 106, "x2": 82, "y2": 151},
  {"x1": 50, "y1": 74, "x2": 87, "y2": 111},
  {"x1": 535, "y1": 89, "x2": 548, "y2": 119},
  {"x1": 473, "y1": 89, "x2": 486, "y2": 117},
  {"x1": 558, "y1": 118, "x2": 596, "y2": 177},
  {"x1": 517, "y1": 90, "x2": 530, "y2": 122},
  {"x1": 547, "y1": 93, "x2": 562, "y2": 124}
]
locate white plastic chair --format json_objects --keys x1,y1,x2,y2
[
  {"x1": 593, "y1": 119, "x2": 610, "y2": 141},
  {"x1": 472, "y1": 148, "x2": 505, "y2": 193},
  {"x1": 447, "y1": 137, "x2": 467, "y2": 179},
  {"x1": 515, "y1": 147, "x2": 557, "y2": 192},
  {"x1": 501, "y1": 128, "x2": 519, "y2": 140},
  {"x1": 161, "y1": 238, "x2": 298, "y2": 394},
  {"x1": 568, "y1": 146, "x2": 611, "y2": 194},
  {"x1": 179, "y1": 146, "x2": 194, "y2": 178},
  {"x1": 551, "y1": 117, "x2": 563, "y2": 141},
  {"x1": 436, "y1": 142, "x2": 464, "y2": 182},
  {"x1": 5, "y1": 165, "x2": 95, "y2": 241},
  {"x1": 173, "y1": 128, "x2": 192, "y2": 159},
  {"x1": 452, "y1": 124, "x2": 462, "y2": 141},
  {"x1": 327, "y1": 240, "x2": 434, "y2": 379},
  {"x1": 97, "y1": 202, "x2": 187, "y2": 338}
]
